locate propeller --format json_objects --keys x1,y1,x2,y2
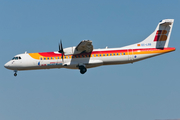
[
  {"x1": 58, "y1": 40, "x2": 64, "y2": 53},
  {"x1": 58, "y1": 40, "x2": 64, "y2": 63}
]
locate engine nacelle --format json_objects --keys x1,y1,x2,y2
[{"x1": 63, "y1": 46, "x2": 81, "y2": 55}]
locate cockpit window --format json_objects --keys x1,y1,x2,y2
[{"x1": 12, "y1": 56, "x2": 22, "y2": 60}]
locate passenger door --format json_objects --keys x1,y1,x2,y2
[{"x1": 128, "y1": 49, "x2": 133, "y2": 62}]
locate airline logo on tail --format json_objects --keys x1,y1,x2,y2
[{"x1": 154, "y1": 30, "x2": 167, "y2": 41}]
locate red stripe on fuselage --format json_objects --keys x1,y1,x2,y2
[{"x1": 39, "y1": 52, "x2": 61, "y2": 57}]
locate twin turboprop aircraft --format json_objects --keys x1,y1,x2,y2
[{"x1": 4, "y1": 19, "x2": 175, "y2": 76}]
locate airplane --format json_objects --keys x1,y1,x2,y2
[{"x1": 4, "y1": 19, "x2": 175, "y2": 76}]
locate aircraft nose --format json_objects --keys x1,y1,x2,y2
[{"x1": 4, "y1": 62, "x2": 10, "y2": 69}]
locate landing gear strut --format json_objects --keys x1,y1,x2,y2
[
  {"x1": 79, "y1": 66, "x2": 87, "y2": 74},
  {"x1": 14, "y1": 70, "x2": 17, "y2": 77}
]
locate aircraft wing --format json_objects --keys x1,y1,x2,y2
[
  {"x1": 75, "y1": 40, "x2": 93, "y2": 53},
  {"x1": 63, "y1": 40, "x2": 93, "y2": 55}
]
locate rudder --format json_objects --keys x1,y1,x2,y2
[{"x1": 154, "y1": 19, "x2": 174, "y2": 48}]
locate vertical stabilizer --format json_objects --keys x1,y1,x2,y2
[
  {"x1": 123, "y1": 19, "x2": 174, "y2": 49},
  {"x1": 139, "y1": 19, "x2": 174, "y2": 48}
]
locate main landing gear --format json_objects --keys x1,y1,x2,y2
[
  {"x1": 14, "y1": 70, "x2": 17, "y2": 77},
  {"x1": 79, "y1": 66, "x2": 87, "y2": 74}
]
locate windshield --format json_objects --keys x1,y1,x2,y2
[{"x1": 12, "y1": 56, "x2": 21, "y2": 60}]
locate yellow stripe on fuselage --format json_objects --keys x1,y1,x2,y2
[
  {"x1": 29, "y1": 53, "x2": 42, "y2": 59},
  {"x1": 130, "y1": 49, "x2": 174, "y2": 55}
]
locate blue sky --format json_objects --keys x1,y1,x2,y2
[{"x1": 0, "y1": 0, "x2": 180, "y2": 120}]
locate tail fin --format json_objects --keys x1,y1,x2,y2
[
  {"x1": 128, "y1": 19, "x2": 174, "y2": 49},
  {"x1": 154, "y1": 19, "x2": 174, "y2": 48}
]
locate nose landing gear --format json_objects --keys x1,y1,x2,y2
[
  {"x1": 14, "y1": 70, "x2": 17, "y2": 77},
  {"x1": 14, "y1": 73, "x2": 17, "y2": 76}
]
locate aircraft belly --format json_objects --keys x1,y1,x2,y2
[
  {"x1": 101, "y1": 56, "x2": 129, "y2": 64},
  {"x1": 64, "y1": 58, "x2": 103, "y2": 69}
]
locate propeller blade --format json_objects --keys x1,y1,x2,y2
[
  {"x1": 60, "y1": 40, "x2": 63, "y2": 52},
  {"x1": 58, "y1": 39, "x2": 64, "y2": 53},
  {"x1": 59, "y1": 43, "x2": 61, "y2": 52},
  {"x1": 62, "y1": 52, "x2": 64, "y2": 63},
  {"x1": 58, "y1": 39, "x2": 64, "y2": 64}
]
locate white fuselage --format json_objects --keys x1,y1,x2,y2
[{"x1": 4, "y1": 47, "x2": 175, "y2": 71}]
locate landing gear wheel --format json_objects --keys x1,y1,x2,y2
[
  {"x1": 14, "y1": 70, "x2": 17, "y2": 77},
  {"x1": 14, "y1": 73, "x2": 17, "y2": 76},
  {"x1": 79, "y1": 66, "x2": 87, "y2": 74}
]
